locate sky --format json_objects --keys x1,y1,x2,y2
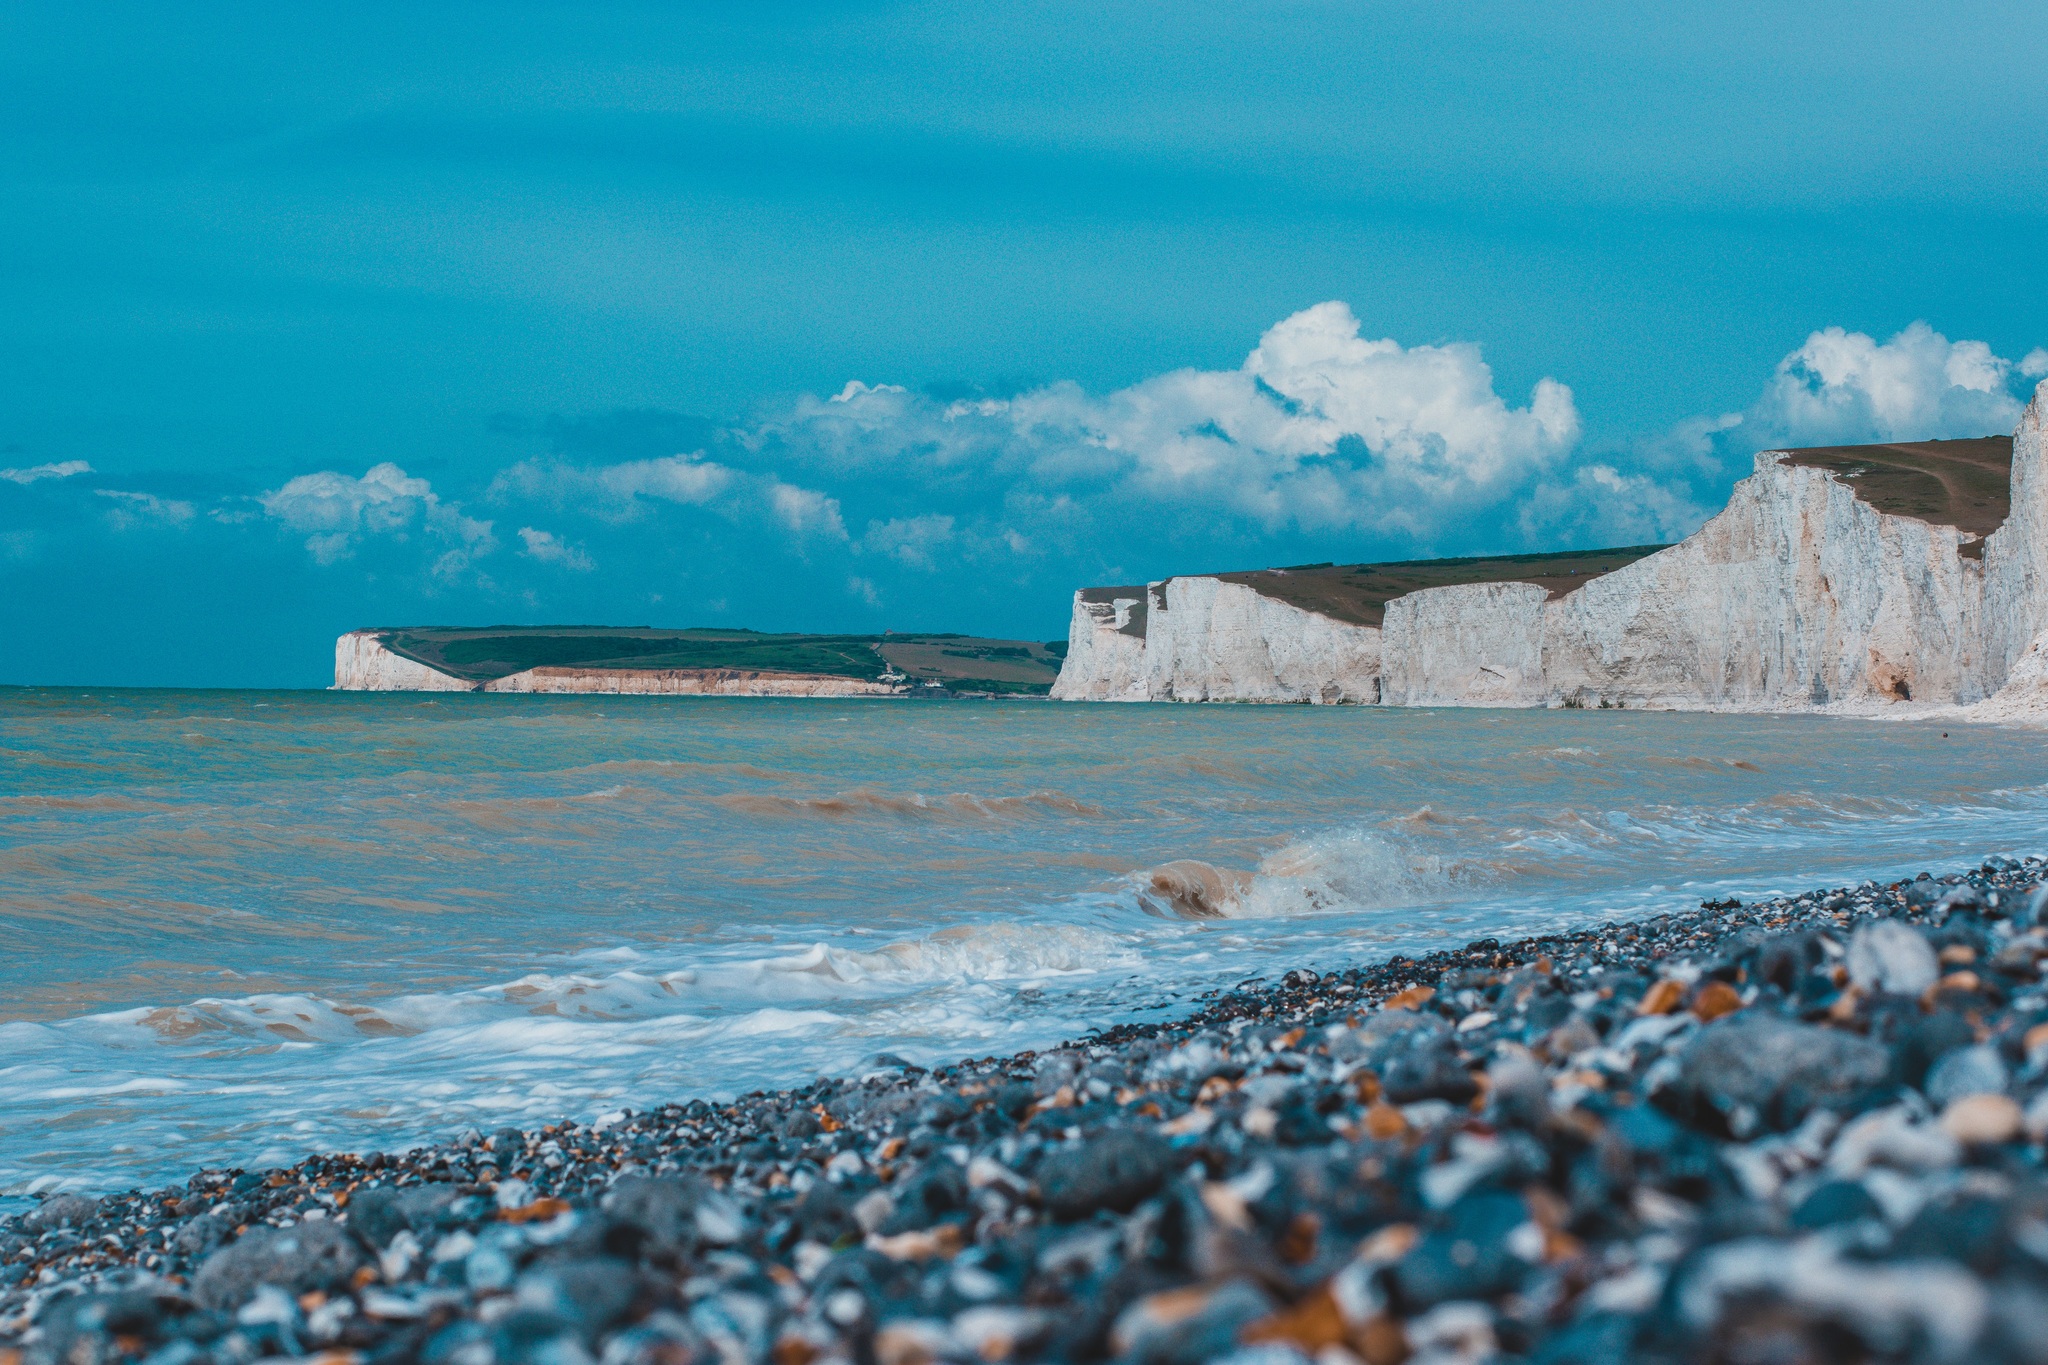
[{"x1": 2, "y1": 1, "x2": 2045, "y2": 687}]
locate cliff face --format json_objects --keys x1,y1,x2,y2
[
  {"x1": 1052, "y1": 382, "x2": 2048, "y2": 715},
  {"x1": 1138, "y1": 577, "x2": 1381, "y2": 704},
  {"x1": 333, "y1": 631, "x2": 476, "y2": 692},
  {"x1": 1380, "y1": 582, "x2": 1547, "y2": 707},
  {"x1": 1983, "y1": 390, "x2": 2048, "y2": 678},
  {"x1": 1049, "y1": 592, "x2": 1149, "y2": 701},
  {"x1": 1542, "y1": 454, "x2": 1991, "y2": 709}
]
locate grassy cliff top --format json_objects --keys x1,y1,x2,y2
[
  {"x1": 369, "y1": 626, "x2": 1064, "y2": 693},
  {"x1": 1207, "y1": 546, "x2": 1671, "y2": 627},
  {"x1": 1780, "y1": 435, "x2": 2012, "y2": 541},
  {"x1": 1075, "y1": 546, "x2": 1670, "y2": 631}
]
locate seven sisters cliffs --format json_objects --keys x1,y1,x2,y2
[{"x1": 339, "y1": 383, "x2": 2048, "y2": 724}]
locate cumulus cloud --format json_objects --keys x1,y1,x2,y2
[
  {"x1": 517, "y1": 526, "x2": 595, "y2": 571},
  {"x1": 491, "y1": 453, "x2": 734, "y2": 521},
  {"x1": 2023, "y1": 349, "x2": 2048, "y2": 381},
  {"x1": 1514, "y1": 464, "x2": 1710, "y2": 549},
  {"x1": 1746, "y1": 321, "x2": 2026, "y2": 448},
  {"x1": 96, "y1": 490, "x2": 195, "y2": 528},
  {"x1": 260, "y1": 462, "x2": 495, "y2": 565},
  {"x1": 767, "y1": 481, "x2": 848, "y2": 540},
  {"x1": 862, "y1": 514, "x2": 955, "y2": 568},
  {"x1": 489, "y1": 451, "x2": 855, "y2": 559},
  {"x1": 757, "y1": 301, "x2": 1580, "y2": 539},
  {"x1": 1, "y1": 460, "x2": 92, "y2": 485},
  {"x1": 1243, "y1": 301, "x2": 1579, "y2": 491}
]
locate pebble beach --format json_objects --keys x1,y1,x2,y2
[{"x1": 10, "y1": 856, "x2": 2048, "y2": 1364}]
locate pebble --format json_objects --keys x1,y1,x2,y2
[
  {"x1": 1848, "y1": 917, "x2": 1941, "y2": 995},
  {"x1": 7, "y1": 856, "x2": 2048, "y2": 1363},
  {"x1": 1941, "y1": 1093, "x2": 2024, "y2": 1144}
]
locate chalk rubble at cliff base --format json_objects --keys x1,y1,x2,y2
[{"x1": 16, "y1": 861, "x2": 2048, "y2": 1363}]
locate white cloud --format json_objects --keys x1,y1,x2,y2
[
  {"x1": 517, "y1": 526, "x2": 595, "y2": 571},
  {"x1": 197, "y1": 310, "x2": 2032, "y2": 616},
  {"x1": 1243, "y1": 301, "x2": 1579, "y2": 490},
  {"x1": 492, "y1": 453, "x2": 735, "y2": 521},
  {"x1": 767, "y1": 481, "x2": 848, "y2": 540},
  {"x1": 95, "y1": 489, "x2": 195, "y2": 528},
  {"x1": 758, "y1": 301, "x2": 1579, "y2": 537},
  {"x1": 432, "y1": 549, "x2": 481, "y2": 583},
  {"x1": 1515, "y1": 463, "x2": 1709, "y2": 548},
  {"x1": 2022, "y1": 349, "x2": 2048, "y2": 380},
  {"x1": 260, "y1": 462, "x2": 495, "y2": 564},
  {"x1": 1748, "y1": 321, "x2": 2026, "y2": 447},
  {"x1": 862, "y1": 513, "x2": 955, "y2": 568},
  {"x1": 1, "y1": 460, "x2": 92, "y2": 485},
  {"x1": 832, "y1": 381, "x2": 907, "y2": 403},
  {"x1": 305, "y1": 532, "x2": 352, "y2": 564},
  {"x1": 261, "y1": 463, "x2": 429, "y2": 538}
]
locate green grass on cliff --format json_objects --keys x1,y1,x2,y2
[{"x1": 372, "y1": 626, "x2": 1063, "y2": 692}]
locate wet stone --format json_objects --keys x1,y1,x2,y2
[
  {"x1": 347, "y1": 1184, "x2": 461, "y2": 1248},
  {"x1": 1847, "y1": 919, "x2": 1940, "y2": 995},
  {"x1": 1391, "y1": 1191, "x2": 1531, "y2": 1310},
  {"x1": 1379, "y1": 1040, "x2": 1480, "y2": 1106},
  {"x1": 190, "y1": 1218, "x2": 364, "y2": 1311},
  {"x1": 1037, "y1": 1129, "x2": 1177, "y2": 1221},
  {"x1": 1665, "y1": 1012, "x2": 1890, "y2": 1134},
  {"x1": 1925, "y1": 1042, "x2": 2009, "y2": 1106},
  {"x1": 1790, "y1": 1179, "x2": 1883, "y2": 1229},
  {"x1": 19, "y1": 1195, "x2": 97, "y2": 1234}
]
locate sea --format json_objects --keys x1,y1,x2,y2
[{"x1": 4, "y1": 688, "x2": 2047, "y2": 1206}]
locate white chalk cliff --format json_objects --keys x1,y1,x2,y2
[
  {"x1": 334, "y1": 631, "x2": 475, "y2": 692},
  {"x1": 1052, "y1": 579, "x2": 1380, "y2": 704},
  {"x1": 1053, "y1": 381, "x2": 2048, "y2": 719}
]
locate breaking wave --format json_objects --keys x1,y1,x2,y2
[{"x1": 1133, "y1": 829, "x2": 1474, "y2": 920}]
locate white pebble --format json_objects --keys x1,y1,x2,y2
[{"x1": 1846, "y1": 920, "x2": 1938, "y2": 995}]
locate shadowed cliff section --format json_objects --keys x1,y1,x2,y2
[
  {"x1": 1208, "y1": 546, "x2": 1671, "y2": 627},
  {"x1": 1077, "y1": 586, "x2": 1150, "y2": 637}
]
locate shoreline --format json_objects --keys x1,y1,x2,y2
[{"x1": 8, "y1": 856, "x2": 2048, "y2": 1362}]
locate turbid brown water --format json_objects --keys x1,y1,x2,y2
[{"x1": 3, "y1": 687, "x2": 2045, "y2": 1203}]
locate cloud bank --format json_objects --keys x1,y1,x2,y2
[
  {"x1": 259, "y1": 462, "x2": 496, "y2": 566},
  {"x1": 750, "y1": 302, "x2": 1580, "y2": 541},
  {"x1": 1, "y1": 460, "x2": 92, "y2": 485},
  {"x1": 3, "y1": 308, "x2": 2040, "y2": 665}
]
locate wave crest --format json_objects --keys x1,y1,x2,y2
[{"x1": 1135, "y1": 830, "x2": 1470, "y2": 920}]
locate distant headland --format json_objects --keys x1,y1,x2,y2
[{"x1": 334, "y1": 626, "x2": 1064, "y2": 697}]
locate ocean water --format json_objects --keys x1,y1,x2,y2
[{"x1": 4, "y1": 688, "x2": 2047, "y2": 1203}]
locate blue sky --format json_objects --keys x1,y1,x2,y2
[{"x1": 2, "y1": 1, "x2": 2044, "y2": 686}]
